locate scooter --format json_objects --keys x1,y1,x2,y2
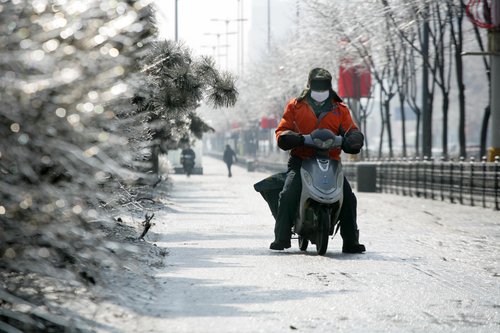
[
  {"x1": 180, "y1": 154, "x2": 195, "y2": 177},
  {"x1": 293, "y1": 128, "x2": 344, "y2": 255}
]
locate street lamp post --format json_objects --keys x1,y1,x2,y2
[
  {"x1": 212, "y1": 17, "x2": 247, "y2": 71},
  {"x1": 204, "y1": 33, "x2": 222, "y2": 64},
  {"x1": 267, "y1": 0, "x2": 271, "y2": 52},
  {"x1": 204, "y1": 33, "x2": 231, "y2": 66},
  {"x1": 175, "y1": 0, "x2": 178, "y2": 41},
  {"x1": 201, "y1": 45, "x2": 217, "y2": 58},
  {"x1": 238, "y1": 0, "x2": 243, "y2": 74}
]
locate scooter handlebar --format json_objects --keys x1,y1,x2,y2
[
  {"x1": 333, "y1": 135, "x2": 344, "y2": 147},
  {"x1": 303, "y1": 129, "x2": 343, "y2": 150},
  {"x1": 303, "y1": 135, "x2": 315, "y2": 146}
]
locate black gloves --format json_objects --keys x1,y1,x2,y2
[
  {"x1": 278, "y1": 129, "x2": 364, "y2": 153},
  {"x1": 278, "y1": 130, "x2": 305, "y2": 150},
  {"x1": 342, "y1": 129, "x2": 364, "y2": 154}
]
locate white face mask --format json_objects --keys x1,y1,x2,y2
[{"x1": 310, "y1": 90, "x2": 330, "y2": 103}]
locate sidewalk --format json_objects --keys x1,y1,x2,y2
[
  {"x1": 67, "y1": 155, "x2": 500, "y2": 333},
  {"x1": 155, "y1": 156, "x2": 500, "y2": 333}
]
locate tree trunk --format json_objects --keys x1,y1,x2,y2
[
  {"x1": 399, "y1": 92, "x2": 407, "y2": 157},
  {"x1": 362, "y1": 110, "x2": 370, "y2": 159},
  {"x1": 378, "y1": 96, "x2": 385, "y2": 158},
  {"x1": 384, "y1": 99, "x2": 394, "y2": 158},
  {"x1": 151, "y1": 144, "x2": 160, "y2": 176},
  {"x1": 442, "y1": 93, "x2": 449, "y2": 159},
  {"x1": 480, "y1": 106, "x2": 491, "y2": 158},
  {"x1": 421, "y1": 4, "x2": 432, "y2": 158},
  {"x1": 415, "y1": 112, "x2": 421, "y2": 156},
  {"x1": 471, "y1": 18, "x2": 491, "y2": 158},
  {"x1": 456, "y1": 32, "x2": 466, "y2": 158}
]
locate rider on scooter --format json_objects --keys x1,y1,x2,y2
[
  {"x1": 270, "y1": 67, "x2": 366, "y2": 253},
  {"x1": 180, "y1": 145, "x2": 196, "y2": 177}
]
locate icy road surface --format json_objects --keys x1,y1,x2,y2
[{"x1": 109, "y1": 156, "x2": 499, "y2": 333}]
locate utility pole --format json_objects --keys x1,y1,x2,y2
[
  {"x1": 175, "y1": 0, "x2": 178, "y2": 41},
  {"x1": 239, "y1": 0, "x2": 247, "y2": 75},
  {"x1": 204, "y1": 33, "x2": 222, "y2": 65},
  {"x1": 489, "y1": 0, "x2": 500, "y2": 161},
  {"x1": 296, "y1": 0, "x2": 300, "y2": 38},
  {"x1": 211, "y1": 18, "x2": 240, "y2": 70},
  {"x1": 236, "y1": 0, "x2": 248, "y2": 75},
  {"x1": 267, "y1": 0, "x2": 271, "y2": 52},
  {"x1": 237, "y1": 0, "x2": 241, "y2": 74},
  {"x1": 204, "y1": 32, "x2": 231, "y2": 66},
  {"x1": 201, "y1": 45, "x2": 217, "y2": 58}
]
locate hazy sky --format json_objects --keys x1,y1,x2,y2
[{"x1": 155, "y1": 0, "x2": 252, "y2": 71}]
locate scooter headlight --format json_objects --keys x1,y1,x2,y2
[
  {"x1": 303, "y1": 170, "x2": 312, "y2": 185},
  {"x1": 313, "y1": 138, "x2": 334, "y2": 149}
]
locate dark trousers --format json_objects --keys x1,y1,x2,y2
[
  {"x1": 274, "y1": 156, "x2": 359, "y2": 244},
  {"x1": 225, "y1": 162, "x2": 233, "y2": 177}
]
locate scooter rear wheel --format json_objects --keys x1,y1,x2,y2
[
  {"x1": 298, "y1": 236, "x2": 308, "y2": 251},
  {"x1": 316, "y1": 207, "x2": 330, "y2": 255}
]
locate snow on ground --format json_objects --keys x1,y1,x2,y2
[{"x1": 71, "y1": 155, "x2": 499, "y2": 333}]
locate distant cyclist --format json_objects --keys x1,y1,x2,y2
[{"x1": 180, "y1": 146, "x2": 196, "y2": 177}]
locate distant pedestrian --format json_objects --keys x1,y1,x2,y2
[{"x1": 223, "y1": 145, "x2": 237, "y2": 177}]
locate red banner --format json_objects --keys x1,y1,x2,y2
[
  {"x1": 260, "y1": 117, "x2": 277, "y2": 129},
  {"x1": 338, "y1": 65, "x2": 371, "y2": 98}
]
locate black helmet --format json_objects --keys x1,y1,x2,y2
[{"x1": 307, "y1": 68, "x2": 332, "y2": 91}]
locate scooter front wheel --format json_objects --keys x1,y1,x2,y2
[
  {"x1": 298, "y1": 236, "x2": 308, "y2": 251},
  {"x1": 316, "y1": 207, "x2": 330, "y2": 255}
]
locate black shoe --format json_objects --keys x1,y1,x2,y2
[
  {"x1": 342, "y1": 243, "x2": 366, "y2": 253},
  {"x1": 270, "y1": 240, "x2": 291, "y2": 250}
]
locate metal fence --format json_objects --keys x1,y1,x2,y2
[
  {"x1": 344, "y1": 156, "x2": 500, "y2": 210},
  {"x1": 206, "y1": 150, "x2": 499, "y2": 210}
]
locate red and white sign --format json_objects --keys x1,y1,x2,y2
[{"x1": 338, "y1": 64, "x2": 371, "y2": 98}]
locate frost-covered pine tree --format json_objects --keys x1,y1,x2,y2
[
  {"x1": 0, "y1": 0, "x2": 195, "y2": 330},
  {"x1": 0, "y1": 0, "x2": 238, "y2": 326},
  {"x1": 134, "y1": 40, "x2": 238, "y2": 175}
]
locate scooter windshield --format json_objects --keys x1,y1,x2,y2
[{"x1": 302, "y1": 158, "x2": 341, "y2": 194}]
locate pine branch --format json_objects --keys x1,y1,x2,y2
[{"x1": 138, "y1": 213, "x2": 155, "y2": 240}]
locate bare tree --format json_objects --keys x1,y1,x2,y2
[
  {"x1": 407, "y1": 42, "x2": 423, "y2": 156},
  {"x1": 470, "y1": 24, "x2": 491, "y2": 158},
  {"x1": 448, "y1": 0, "x2": 467, "y2": 157},
  {"x1": 428, "y1": 0, "x2": 454, "y2": 158},
  {"x1": 230, "y1": 0, "x2": 487, "y2": 160}
]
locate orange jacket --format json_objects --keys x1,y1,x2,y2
[{"x1": 275, "y1": 97, "x2": 358, "y2": 161}]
